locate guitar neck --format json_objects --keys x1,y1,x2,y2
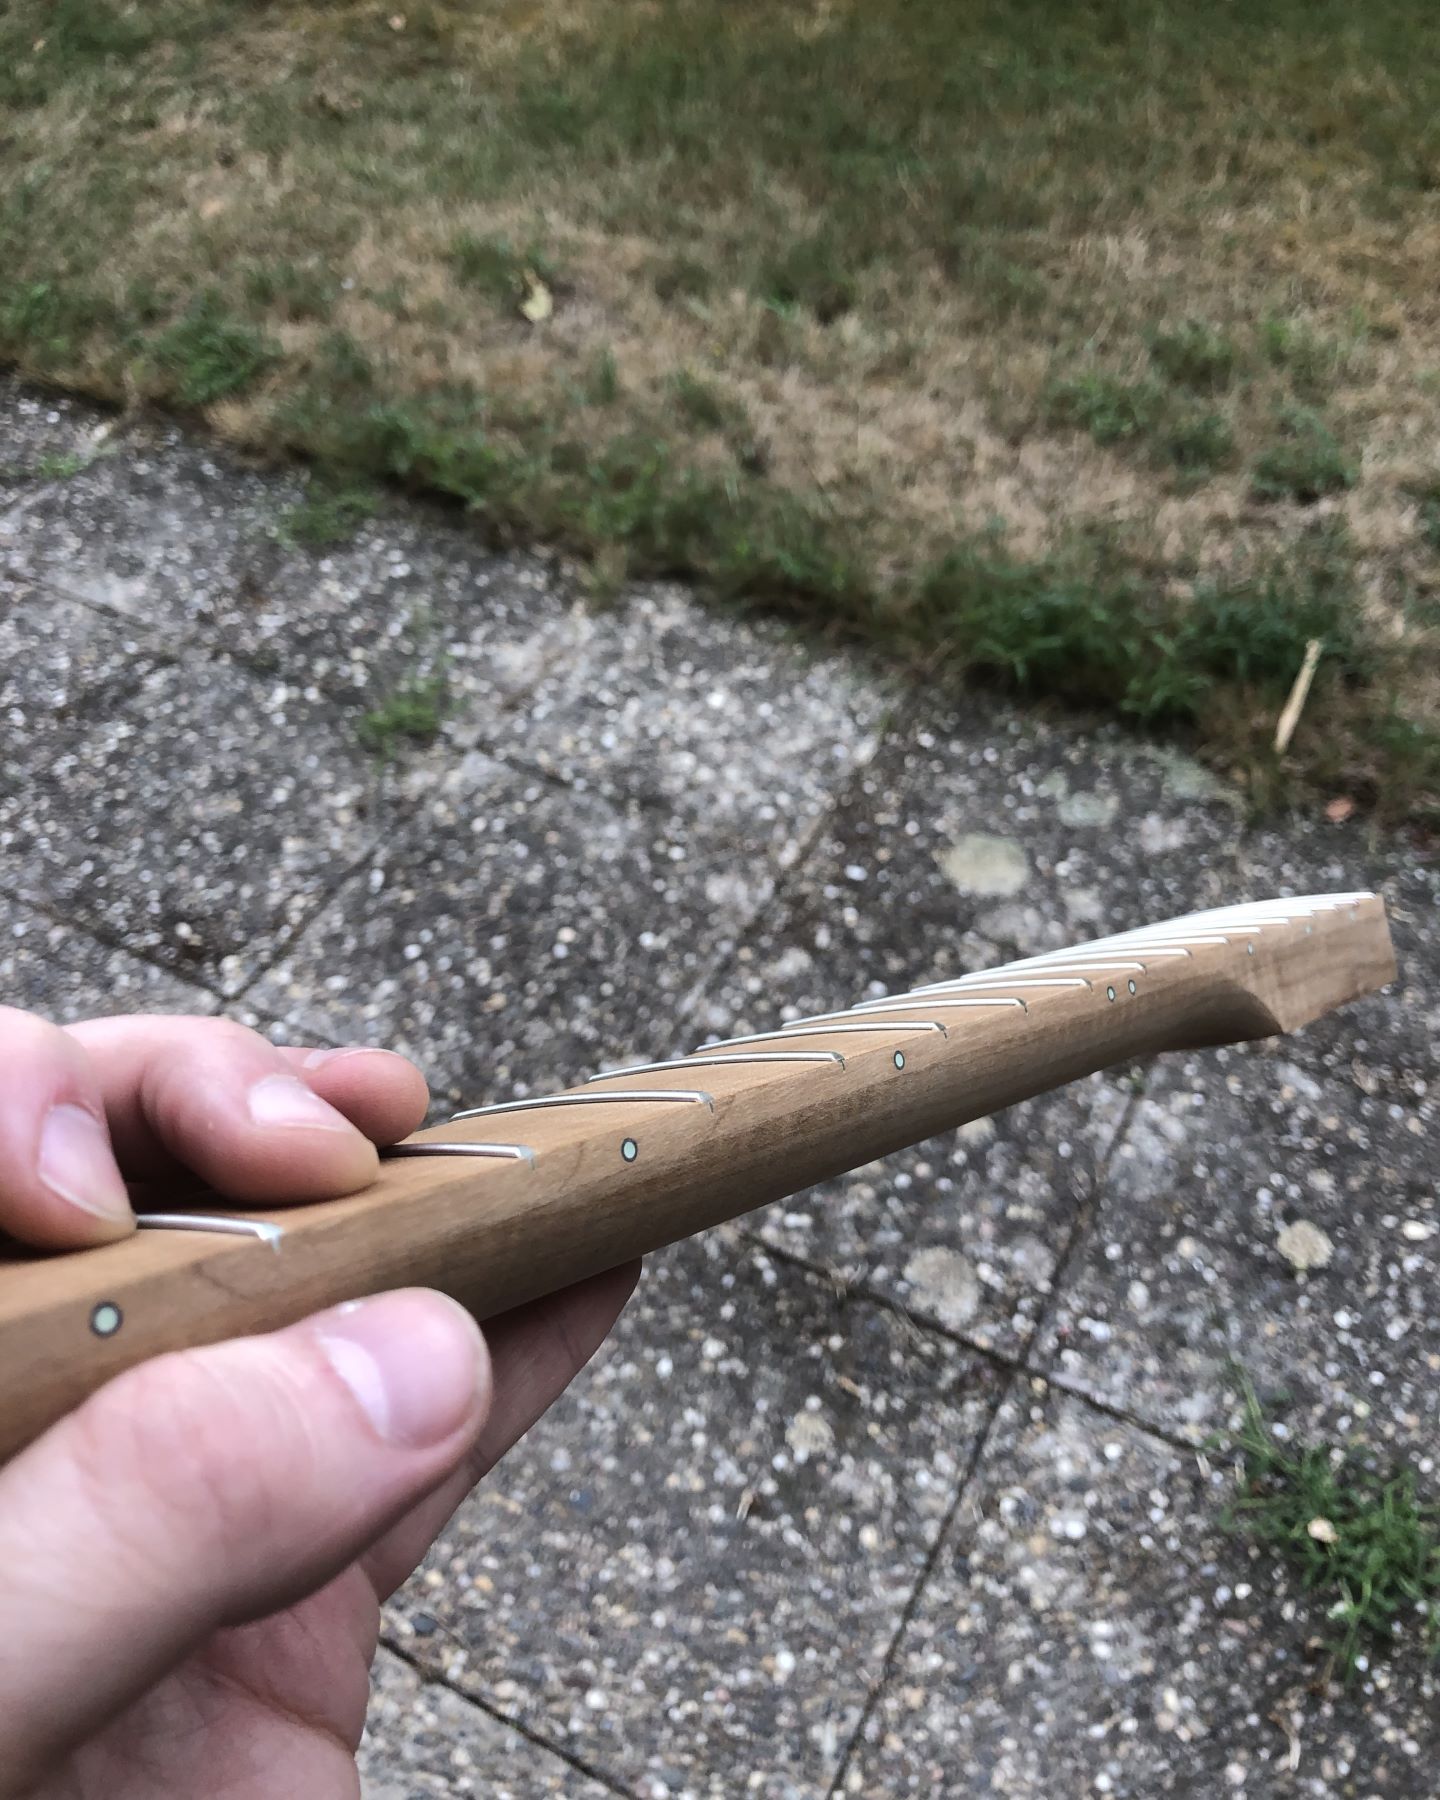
[{"x1": 0, "y1": 892, "x2": 1395, "y2": 1464}]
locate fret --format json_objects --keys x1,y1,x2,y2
[
  {"x1": 691, "y1": 1020, "x2": 949, "y2": 1053},
  {"x1": 589, "y1": 1051, "x2": 846, "y2": 1080},
  {"x1": 382, "y1": 1142, "x2": 537, "y2": 1162},
  {"x1": 451, "y1": 1089, "x2": 715, "y2": 1121},
  {"x1": 782, "y1": 997, "x2": 1028, "y2": 1028}
]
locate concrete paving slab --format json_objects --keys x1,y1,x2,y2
[
  {"x1": 496, "y1": 584, "x2": 890, "y2": 882},
  {"x1": 843, "y1": 1381, "x2": 1440, "y2": 1797},
  {"x1": 360, "y1": 1650, "x2": 622, "y2": 1799},
  {"x1": 0, "y1": 583, "x2": 159, "y2": 729},
  {"x1": 246, "y1": 748, "x2": 754, "y2": 1104},
  {"x1": 384, "y1": 1230, "x2": 1002, "y2": 1800},
  {"x1": 206, "y1": 510, "x2": 570, "y2": 711},
  {"x1": 0, "y1": 657, "x2": 379, "y2": 991},
  {"x1": 0, "y1": 422, "x2": 303, "y2": 630},
  {"x1": 0, "y1": 377, "x2": 114, "y2": 505},
  {"x1": 0, "y1": 891, "x2": 219, "y2": 1020}
]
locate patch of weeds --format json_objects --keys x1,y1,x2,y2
[
  {"x1": 938, "y1": 228, "x2": 1048, "y2": 317},
  {"x1": 1046, "y1": 370, "x2": 1163, "y2": 447},
  {"x1": 1251, "y1": 405, "x2": 1356, "y2": 503},
  {"x1": 911, "y1": 530, "x2": 1156, "y2": 711},
  {"x1": 913, "y1": 520, "x2": 1369, "y2": 727},
  {"x1": 244, "y1": 261, "x2": 335, "y2": 323},
  {"x1": 448, "y1": 233, "x2": 552, "y2": 309},
  {"x1": 1260, "y1": 315, "x2": 1342, "y2": 400},
  {"x1": 1146, "y1": 318, "x2": 1238, "y2": 392},
  {"x1": 1163, "y1": 407, "x2": 1234, "y2": 478},
  {"x1": 1177, "y1": 528, "x2": 1371, "y2": 690},
  {"x1": 0, "y1": 279, "x2": 115, "y2": 369},
  {"x1": 147, "y1": 294, "x2": 278, "y2": 407},
  {"x1": 356, "y1": 671, "x2": 450, "y2": 758},
  {"x1": 34, "y1": 0, "x2": 156, "y2": 64},
  {"x1": 757, "y1": 232, "x2": 857, "y2": 323},
  {"x1": 651, "y1": 256, "x2": 712, "y2": 304},
  {"x1": 670, "y1": 368, "x2": 743, "y2": 434},
  {"x1": 277, "y1": 479, "x2": 380, "y2": 548},
  {"x1": 585, "y1": 349, "x2": 620, "y2": 406},
  {"x1": 1211, "y1": 1374, "x2": 1440, "y2": 1680},
  {"x1": 35, "y1": 450, "x2": 86, "y2": 479}
]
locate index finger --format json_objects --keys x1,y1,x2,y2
[{"x1": 64, "y1": 1015, "x2": 429, "y2": 1203}]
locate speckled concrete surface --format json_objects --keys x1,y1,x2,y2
[{"x1": 2, "y1": 382, "x2": 1437, "y2": 1798}]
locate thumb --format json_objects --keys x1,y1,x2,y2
[{"x1": 0, "y1": 1289, "x2": 490, "y2": 1792}]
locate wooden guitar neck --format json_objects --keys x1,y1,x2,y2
[{"x1": 0, "y1": 891, "x2": 1395, "y2": 1464}]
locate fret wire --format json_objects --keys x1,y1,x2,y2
[
  {"x1": 589, "y1": 1051, "x2": 846, "y2": 1081},
  {"x1": 896, "y1": 976, "x2": 1094, "y2": 995},
  {"x1": 451, "y1": 1089, "x2": 714, "y2": 1122},
  {"x1": 691, "y1": 1021, "x2": 948, "y2": 1054},
  {"x1": 136, "y1": 1214, "x2": 285, "y2": 1246},
  {"x1": 782, "y1": 997, "x2": 1027, "y2": 1028},
  {"x1": 383, "y1": 1142, "x2": 537, "y2": 1162}
]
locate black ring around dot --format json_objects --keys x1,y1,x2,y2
[
  {"x1": 893, "y1": 1051, "x2": 905, "y2": 1070},
  {"x1": 90, "y1": 1301, "x2": 123, "y2": 1338},
  {"x1": 621, "y1": 1137, "x2": 639, "y2": 1163},
  {"x1": 1127, "y1": 979, "x2": 1137, "y2": 994},
  {"x1": 1106, "y1": 985, "x2": 1116, "y2": 1001}
]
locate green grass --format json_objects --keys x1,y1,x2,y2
[
  {"x1": 447, "y1": 233, "x2": 553, "y2": 311},
  {"x1": 276, "y1": 478, "x2": 380, "y2": 548},
  {"x1": 908, "y1": 520, "x2": 1369, "y2": 728},
  {"x1": 1046, "y1": 371, "x2": 1163, "y2": 448},
  {"x1": 1047, "y1": 371, "x2": 1236, "y2": 478},
  {"x1": 1146, "y1": 319, "x2": 1239, "y2": 393},
  {"x1": 1252, "y1": 406, "x2": 1357, "y2": 503},
  {"x1": 35, "y1": 450, "x2": 86, "y2": 480},
  {"x1": 147, "y1": 294, "x2": 278, "y2": 408},
  {"x1": 0, "y1": 0, "x2": 1437, "y2": 816},
  {"x1": 1215, "y1": 1375, "x2": 1440, "y2": 1680},
  {"x1": 356, "y1": 672, "x2": 451, "y2": 759}
]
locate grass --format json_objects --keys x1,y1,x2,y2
[
  {"x1": 277, "y1": 477, "x2": 380, "y2": 548},
  {"x1": 0, "y1": 0, "x2": 1437, "y2": 815},
  {"x1": 1251, "y1": 406, "x2": 1357, "y2": 504},
  {"x1": 1215, "y1": 1376, "x2": 1440, "y2": 1681},
  {"x1": 356, "y1": 671, "x2": 451, "y2": 759},
  {"x1": 908, "y1": 519, "x2": 1370, "y2": 726}
]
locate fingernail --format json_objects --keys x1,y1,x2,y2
[
  {"x1": 314, "y1": 1291, "x2": 488, "y2": 1447},
  {"x1": 38, "y1": 1104, "x2": 132, "y2": 1224},
  {"x1": 301, "y1": 1046, "x2": 408, "y2": 1070},
  {"x1": 247, "y1": 1073, "x2": 353, "y2": 1132}
]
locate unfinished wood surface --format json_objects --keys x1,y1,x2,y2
[{"x1": 0, "y1": 892, "x2": 1395, "y2": 1464}]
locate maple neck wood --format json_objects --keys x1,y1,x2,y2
[{"x1": 0, "y1": 892, "x2": 1395, "y2": 1464}]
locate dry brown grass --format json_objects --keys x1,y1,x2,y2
[{"x1": 1, "y1": 0, "x2": 1437, "y2": 808}]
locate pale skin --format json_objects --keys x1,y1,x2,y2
[{"x1": 0, "y1": 1007, "x2": 638, "y2": 1800}]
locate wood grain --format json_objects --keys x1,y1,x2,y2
[{"x1": 0, "y1": 892, "x2": 1395, "y2": 1464}]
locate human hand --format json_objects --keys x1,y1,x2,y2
[{"x1": 0, "y1": 1009, "x2": 637, "y2": 1798}]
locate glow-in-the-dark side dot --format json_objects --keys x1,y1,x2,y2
[
  {"x1": 91, "y1": 1302, "x2": 123, "y2": 1338},
  {"x1": 893, "y1": 1051, "x2": 906, "y2": 1070},
  {"x1": 1127, "y1": 979, "x2": 1137, "y2": 994},
  {"x1": 1106, "y1": 985, "x2": 1116, "y2": 1001},
  {"x1": 621, "y1": 1137, "x2": 639, "y2": 1163}
]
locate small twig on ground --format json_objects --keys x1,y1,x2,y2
[{"x1": 1274, "y1": 637, "x2": 1323, "y2": 752}]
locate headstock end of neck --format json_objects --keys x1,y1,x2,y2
[{"x1": 1156, "y1": 890, "x2": 1395, "y2": 1047}]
